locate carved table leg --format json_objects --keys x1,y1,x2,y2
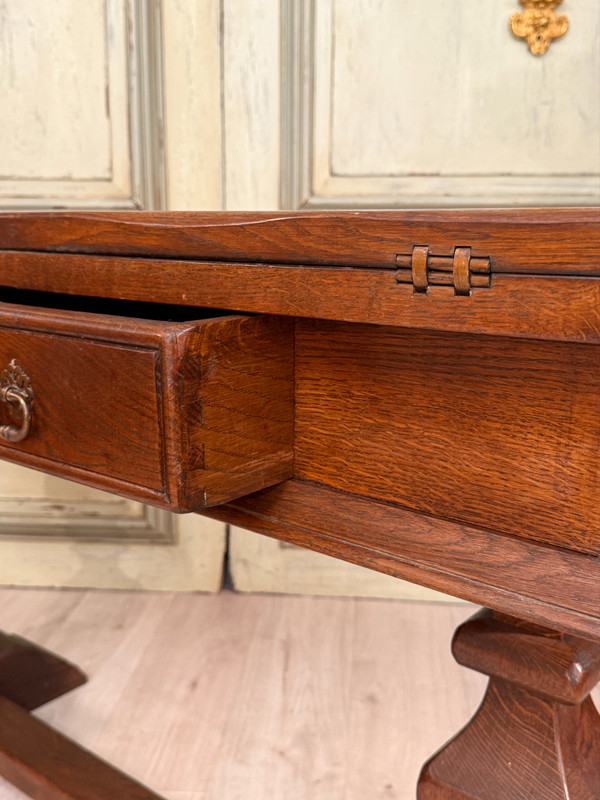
[
  {"x1": 418, "y1": 609, "x2": 600, "y2": 800},
  {"x1": 0, "y1": 631, "x2": 165, "y2": 800}
]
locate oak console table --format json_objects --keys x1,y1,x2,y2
[{"x1": 0, "y1": 208, "x2": 598, "y2": 799}]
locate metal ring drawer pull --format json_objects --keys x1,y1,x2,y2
[{"x1": 0, "y1": 360, "x2": 34, "y2": 443}]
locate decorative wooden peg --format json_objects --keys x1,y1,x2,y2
[
  {"x1": 418, "y1": 608, "x2": 600, "y2": 799},
  {"x1": 396, "y1": 248, "x2": 491, "y2": 295}
]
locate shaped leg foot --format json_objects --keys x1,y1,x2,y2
[{"x1": 418, "y1": 609, "x2": 600, "y2": 800}]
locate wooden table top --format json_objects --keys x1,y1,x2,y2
[{"x1": 0, "y1": 208, "x2": 599, "y2": 342}]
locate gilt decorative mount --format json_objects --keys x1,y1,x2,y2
[{"x1": 510, "y1": 0, "x2": 569, "y2": 56}]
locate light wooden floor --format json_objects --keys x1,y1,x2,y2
[{"x1": 0, "y1": 589, "x2": 592, "y2": 800}]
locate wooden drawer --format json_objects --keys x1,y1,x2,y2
[{"x1": 0, "y1": 294, "x2": 293, "y2": 511}]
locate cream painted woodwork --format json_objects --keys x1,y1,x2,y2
[
  {"x1": 0, "y1": 514, "x2": 225, "y2": 592},
  {"x1": 0, "y1": 0, "x2": 226, "y2": 591},
  {"x1": 282, "y1": 0, "x2": 600, "y2": 208},
  {"x1": 229, "y1": 527, "x2": 458, "y2": 601},
  {"x1": 0, "y1": 464, "x2": 173, "y2": 544},
  {"x1": 161, "y1": 0, "x2": 223, "y2": 210},
  {"x1": 0, "y1": 0, "x2": 166, "y2": 209}
]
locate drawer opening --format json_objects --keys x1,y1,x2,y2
[{"x1": 0, "y1": 287, "x2": 233, "y2": 323}]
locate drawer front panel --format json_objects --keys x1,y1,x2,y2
[{"x1": 0, "y1": 327, "x2": 164, "y2": 495}]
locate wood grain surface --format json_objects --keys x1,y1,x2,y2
[
  {"x1": 0, "y1": 209, "x2": 598, "y2": 273},
  {"x1": 205, "y1": 481, "x2": 600, "y2": 640},
  {"x1": 294, "y1": 319, "x2": 600, "y2": 554},
  {"x1": 166, "y1": 314, "x2": 294, "y2": 509},
  {"x1": 0, "y1": 301, "x2": 293, "y2": 512},
  {"x1": 451, "y1": 610, "x2": 600, "y2": 705},
  {"x1": 0, "y1": 633, "x2": 85, "y2": 712},
  {"x1": 3, "y1": 253, "x2": 600, "y2": 344},
  {"x1": 418, "y1": 609, "x2": 600, "y2": 799},
  {"x1": 0, "y1": 321, "x2": 164, "y2": 494}
]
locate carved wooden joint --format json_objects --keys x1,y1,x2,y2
[{"x1": 396, "y1": 247, "x2": 491, "y2": 296}]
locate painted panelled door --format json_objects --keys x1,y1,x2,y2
[
  {"x1": 0, "y1": 0, "x2": 226, "y2": 591},
  {"x1": 1, "y1": 0, "x2": 599, "y2": 596},
  {"x1": 227, "y1": 0, "x2": 600, "y2": 598}
]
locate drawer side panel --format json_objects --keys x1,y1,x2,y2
[{"x1": 173, "y1": 315, "x2": 295, "y2": 509}]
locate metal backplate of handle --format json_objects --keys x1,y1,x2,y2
[{"x1": 0, "y1": 360, "x2": 34, "y2": 443}]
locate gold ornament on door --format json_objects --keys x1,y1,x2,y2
[{"x1": 510, "y1": 0, "x2": 569, "y2": 56}]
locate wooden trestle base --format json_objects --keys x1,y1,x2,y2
[
  {"x1": 0, "y1": 633, "x2": 86, "y2": 712},
  {"x1": 1, "y1": 612, "x2": 599, "y2": 800},
  {"x1": 418, "y1": 609, "x2": 600, "y2": 800},
  {"x1": 0, "y1": 632, "x2": 165, "y2": 800}
]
